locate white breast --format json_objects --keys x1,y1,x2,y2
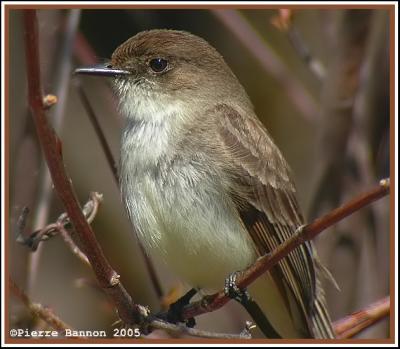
[{"x1": 119, "y1": 99, "x2": 257, "y2": 289}]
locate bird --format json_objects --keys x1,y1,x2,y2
[{"x1": 75, "y1": 29, "x2": 335, "y2": 339}]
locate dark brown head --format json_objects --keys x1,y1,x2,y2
[
  {"x1": 111, "y1": 29, "x2": 226, "y2": 73},
  {"x1": 75, "y1": 29, "x2": 252, "y2": 121},
  {"x1": 112, "y1": 30, "x2": 245, "y2": 96}
]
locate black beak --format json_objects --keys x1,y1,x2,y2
[{"x1": 74, "y1": 63, "x2": 131, "y2": 77}]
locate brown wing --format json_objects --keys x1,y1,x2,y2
[{"x1": 213, "y1": 104, "x2": 334, "y2": 338}]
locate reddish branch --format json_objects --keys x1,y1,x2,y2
[
  {"x1": 10, "y1": 279, "x2": 250, "y2": 340},
  {"x1": 333, "y1": 296, "x2": 390, "y2": 339},
  {"x1": 23, "y1": 10, "x2": 143, "y2": 325},
  {"x1": 181, "y1": 178, "x2": 390, "y2": 321}
]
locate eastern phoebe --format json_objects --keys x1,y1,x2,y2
[{"x1": 75, "y1": 29, "x2": 334, "y2": 339}]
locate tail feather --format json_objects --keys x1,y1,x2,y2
[
  {"x1": 309, "y1": 280, "x2": 335, "y2": 338},
  {"x1": 249, "y1": 273, "x2": 335, "y2": 338}
]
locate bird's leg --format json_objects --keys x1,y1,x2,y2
[
  {"x1": 224, "y1": 271, "x2": 251, "y2": 304},
  {"x1": 224, "y1": 271, "x2": 281, "y2": 338},
  {"x1": 157, "y1": 288, "x2": 197, "y2": 328}
]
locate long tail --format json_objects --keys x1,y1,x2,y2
[
  {"x1": 249, "y1": 275, "x2": 310, "y2": 338},
  {"x1": 309, "y1": 278, "x2": 336, "y2": 338},
  {"x1": 248, "y1": 272, "x2": 335, "y2": 338}
]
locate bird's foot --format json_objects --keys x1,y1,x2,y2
[
  {"x1": 156, "y1": 288, "x2": 196, "y2": 328},
  {"x1": 224, "y1": 271, "x2": 282, "y2": 338},
  {"x1": 224, "y1": 271, "x2": 251, "y2": 305}
]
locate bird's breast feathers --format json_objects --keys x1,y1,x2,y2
[{"x1": 120, "y1": 125, "x2": 256, "y2": 289}]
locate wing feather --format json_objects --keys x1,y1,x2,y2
[{"x1": 213, "y1": 104, "x2": 334, "y2": 338}]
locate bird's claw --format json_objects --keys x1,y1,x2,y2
[
  {"x1": 224, "y1": 271, "x2": 251, "y2": 305},
  {"x1": 156, "y1": 288, "x2": 197, "y2": 328}
]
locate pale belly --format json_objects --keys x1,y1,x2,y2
[
  {"x1": 121, "y1": 167, "x2": 302, "y2": 338},
  {"x1": 118, "y1": 98, "x2": 303, "y2": 337},
  {"x1": 123, "y1": 174, "x2": 257, "y2": 290}
]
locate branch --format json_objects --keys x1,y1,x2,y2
[
  {"x1": 333, "y1": 296, "x2": 390, "y2": 339},
  {"x1": 74, "y1": 81, "x2": 119, "y2": 184},
  {"x1": 17, "y1": 192, "x2": 102, "y2": 254},
  {"x1": 271, "y1": 9, "x2": 326, "y2": 80},
  {"x1": 11, "y1": 278, "x2": 249, "y2": 340},
  {"x1": 149, "y1": 319, "x2": 253, "y2": 339},
  {"x1": 10, "y1": 279, "x2": 71, "y2": 332},
  {"x1": 309, "y1": 10, "x2": 373, "y2": 217},
  {"x1": 181, "y1": 178, "x2": 390, "y2": 321},
  {"x1": 58, "y1": 225, "x2": 91, "y2": 267},
  {"x1": 23, "y1": 9, "x2": 142, "y2": 325}
]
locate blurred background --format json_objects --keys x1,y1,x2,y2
[{"x1": 8, "y1": 8, "x2": 391, "y2": 339}]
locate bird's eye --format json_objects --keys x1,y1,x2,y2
[{"x1": 149, "y1": 58, "x2": 168, "y2": 73}]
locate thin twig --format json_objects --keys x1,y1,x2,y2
[
  {"x1": 74, "y1": 81, "x2": 119, "y2": 184},
  {"x1": 309, "y1": 10, "x2": 373, "y2": 218},
  {"x1": 17, "y1": 192, "x2": 103, "y2": 253},
  {"x1": 149, "y1": 319, "x2": 252, "y2": 339},
  {"x1": 58, "y1": 224, "x2": 91, "y2": 266},
  {"x1": 83, "y1": 191, "x2": 103, "y2": 223},
  {"x1": 23, "y1": 9, "x2": 142, "y2": 325},
  {"x1": 287, "y1": 28, "x2": 326, "y2": 80},
  {"x1": 11, "y1": 278, "x2": 251, "y2": 340},
  {"x1": 15, "y1": 207, "x2": 30, "y2": 244},
  {"x1": 271, "y1": 9, "x2": 326, "y2": 80},
  {"x1": 333, "y1": 296, "x2": 390, "y2": 339},
  {"x1": 181, "y1": 178, "x2": 390, "y2": 321},
  {"x1": 10, "y1": 278, "x2": 71, "y2": 332}
]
